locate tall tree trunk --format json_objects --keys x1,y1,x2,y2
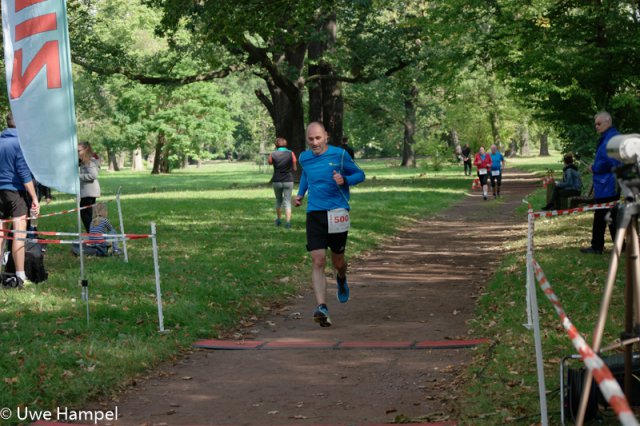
[
  {"x1": 450, "y1": 129, "x2": 462, "y2": 156},
  {"x1": 539, "y1": 131, "x2": 550, "y2": 156},
  {"x1": 519, "y1": 123, "x2": 531, "y2": 156},
  {"x1": 255, "y1": 80, "x2": 306, "y2": 179},
  {"x1": 489, "y1": 110, "x2": 500, "y2": 147},
  {"x1": 508, "y1": 138, "x2": 518, "y2": 158},
  {"x1": 320, "y1": 13, "x2": 343, "y2": 146},
  {"x1": 151, "y1": 134, "x2": 165, "y2": 175},
  {"x1": 308, "y1": 33, "x2": 323, "y2": 123},
  {"x1": 401, "y1": 85, "x2": 418, "y2": 168},
  {"x1": 117, "y1": 152, "x2": 126, "y2": 170},
  {"x1": 131, "y1": 148, "x2": 144, "y2": 171},
  {"x1": 307, "y1": 11, "x2": 343, "y2": 146},
  {"x1": 107, "y1": 149, "x2": 119, "y2": 172}
]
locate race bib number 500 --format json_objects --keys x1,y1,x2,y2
[{"x1": 328, "y1": 208, "x2": 350, "y2": 234}]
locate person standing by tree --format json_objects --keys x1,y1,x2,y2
[
  {"x1": 0, "y1": 112, "x2": 40, "y2": 288},
  {"x1": 341, "y1": 136, "x2": 355, "y2": 160},
  {"x1": 474, "y1": 146, "x2": 492, "y2": 200},
  {"x1": 580, "y1": 111, "x2": 622, "y2": 254},
  {"x1": 294, "y1": 122, "x2": 365, "y2": 327},
  {"x1": 78, "y1": 141, "x2": 101, "y2": 233},
  {"x1": 461, "y1": 144, "x2": 472, "y2": 176},
  {"x1": 489, "y1": 144, "x2": 505, "y2": 199},
  {"x1": 268, "y1": 137, "x2": 297, "y2": 229}
]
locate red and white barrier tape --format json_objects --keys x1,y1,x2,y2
[
  {"x1": 471, "y1": 178, "x2": 481, "y2": 190},
  {"x1": 0, "y1": 198, "x2": 115, "y2": 224},
  {"x1": 532, "y1": 259, "x2": 639, "y2": 425},
  {"x1": 542, "y1": 175, "x2": 554, "y2": 188},
  {"x1": 4, "y1": 229, "x2": 151, "y2": 239},
  {"x1": 530, "y1": 201, "x2": 618, "y2": 219},
  {"x1": 0, "y1": 233, "x2": 151, "y2": 245}
]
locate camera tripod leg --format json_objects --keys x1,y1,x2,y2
[
  {"x1": 624, "y1": 219, "x2": 640, "y2": 399},
  {"x1": 576, "y1": 205, "x2": 631, "y2": 426}
]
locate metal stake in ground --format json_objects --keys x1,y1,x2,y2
[
  {"x1": 576, "y1": 164, "x2": 640, "y2": 425},
  {"x1": 151, "y1": 222, "x2": 165, "y2": 332},
  {"x1": 116, "y1": 186, "x2": 129, "y2": 263}
]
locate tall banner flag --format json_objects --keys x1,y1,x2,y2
[{"x1": 1, "y1": 0, "x2": 79, "y2": 194}]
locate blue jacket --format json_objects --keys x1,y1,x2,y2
[
  {"x1": 298, "y1": 145, "x2": 365, "y2": 212},
  {"x1": 0, "y1": 128, "x2": 32, "y2": 191},
  {"x1": 592, "y1": 127, "x2": 622, "y2": 199}
]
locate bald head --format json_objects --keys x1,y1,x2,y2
[{"x1": 306, "y1": 121, "x2": 329, "y2": 155}]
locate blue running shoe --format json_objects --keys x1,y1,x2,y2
[
  {"x1": 274, "y1": 218, "x2": 282, "y2": 227},
  {"x1": 336, "y1": 274, "x2": 349, "y2": 303},
  {"x1": 313, "y1": 304, "x2": 332, "y2": 327}
]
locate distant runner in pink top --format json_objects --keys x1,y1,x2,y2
[{"x1": 473, "y1": 146, "x2": 492, "y2": 200}]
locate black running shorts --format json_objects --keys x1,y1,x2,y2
[
  {"x1": 478, "y1": 172, "x2": 488, "y2": 186},
  {"x1": 0, "y1": 190, "x2": 29, "y2": 219},
  {"x1": 490, "y1": 171, "x2": 502, "y2": 187},
  {"x1": 306, "y1": 210, "x2": 348, "y2": 253}
]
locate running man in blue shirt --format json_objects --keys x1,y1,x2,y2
[
  {"x1": 295, "y1": 122, "x2": 365, "y2": 327},
  {"x1": 489, "y1": 144, "x2": 505, "y2": 199}
]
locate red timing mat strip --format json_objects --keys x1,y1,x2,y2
[{"x1": 193, "y1": 339, "x2": 489, "y2": 350}]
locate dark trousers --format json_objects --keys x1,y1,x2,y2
[
  {"x1": 464, "y1": 160, "x2": 472, "y2": 175},
  {"x1": 591, "y1": 195, "x2": 619, "y2": 251},
  {"x1": 80, "y1": 197, "x2": 96, "y2": 233}
]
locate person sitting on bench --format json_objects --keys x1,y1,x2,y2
[{"x1": 542, "y1": 154, "x2": 582, "y2": 211}]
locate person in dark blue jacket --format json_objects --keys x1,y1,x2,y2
[
  {"x1": 580, "y1": 112, "x2": 622, "y2": 254},
  {"x1": 295, "y1": 122, "x2": 365, "y2": 327}
]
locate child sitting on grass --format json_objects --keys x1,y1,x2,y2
[{"x1": 89, "y1": 203, "x2": 121, "y2": 256}]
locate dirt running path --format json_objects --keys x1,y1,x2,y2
[{"x1": 106, "y1": 170, "x2": 539, "y2": 426}]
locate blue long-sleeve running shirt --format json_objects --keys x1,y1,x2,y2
[{"x1": 297, "y1": 145, "x2": 365, "y2": 212}]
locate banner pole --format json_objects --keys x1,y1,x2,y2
[
  {"x1": 151, "y1": 222, "x2": 165, "y2": 332},
  {"x1": 116, "y1": 186, "x2": 128, "y2": 263},
  {"x1": 76, "y1": 188, "x2": 88, "y2": 325}
]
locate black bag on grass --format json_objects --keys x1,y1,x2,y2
[{"x1": 4, "y1": 233, "x2": 48, "y2": 283}]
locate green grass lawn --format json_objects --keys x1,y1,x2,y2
[
  {"x1": 0, "y1": 158, "x2": 474, "y2": 423},
  {"x1": 457, "y1": 153, "x2": 626, "y2": 425}
]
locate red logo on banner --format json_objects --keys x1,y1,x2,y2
[
  {"x1": 16, "y1": 0, "x2": 47, "y2": 12},
  {"x1": 10, "y1": 2, "x2": 61, "y2": 100}
]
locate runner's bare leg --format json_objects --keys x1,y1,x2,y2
[
  {"x1": 12, "y1": 215, "x2": 27, "y2": 273},
  {"x1": 331, "y1": 251, "x2": 347, "y2": 279},
  {"x1": 311, "y1": 249, "x2": 327, "y2": 304}
]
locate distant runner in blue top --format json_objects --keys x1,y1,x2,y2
[
  {"x1": 489, "y1": 144, "x2": 505, "y2": 199},
  {"x1": 295, "y1": 122, "x2": 365, "y2": 327}
]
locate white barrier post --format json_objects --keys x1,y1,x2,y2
[
  {"x1": 151, "y1": 222, "x2": 165, "y2": 332},
  {"x1": 525, "y1": 209, "x2": 534, "y2": 329},
  {"x1": 116, "y1": 186, "x2": 129, "y2": 263},
  {"x1": 529, "y1": 255, "x2": 549, "y2": 426}
]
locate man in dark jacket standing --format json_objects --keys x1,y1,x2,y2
[
  {"x1": 0, "y1": 112, "x2": 40, "y2": 287},
  {"x1": 581, "y1": 111, "x2": 622, "y2": 254}
]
